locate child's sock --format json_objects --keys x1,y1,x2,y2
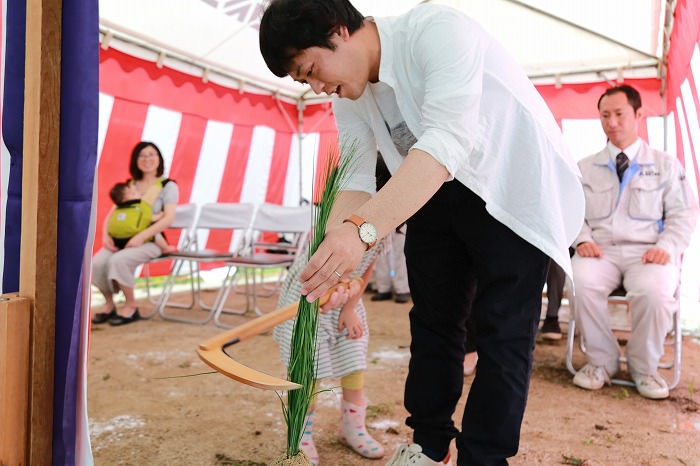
[
  {"x1": 300, "y1": 412, "x2": 319, "y2": 466},
  {"x1": 339, "y1": 399, "x2": 385, "y2": 459}
]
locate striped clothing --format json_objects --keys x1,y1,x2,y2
[{"x1": 273, "y1": 240, "x2": 383, "y2": 379}]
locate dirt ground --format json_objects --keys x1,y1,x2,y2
[{"x1": 87, "y1": 287, "x2": 700, "y2": 466}]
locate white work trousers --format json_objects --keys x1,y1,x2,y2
[
  {"x1": 374, "y1": 231, "x2": 410, "y2": 295},
  {"x1": 572, "y1": 243, "x2": 678, "y2": 375}
]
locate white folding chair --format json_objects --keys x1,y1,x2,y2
[
  {"x1": 156, "y1": 202, "x2": 255, "y2": 324},
  {"x1": 244, "y1": 203, "x2": 312, "y2": 295},
  {"x1": 212, "y1": 203, "x2": 312, "y2": 327},
  {"x1": 566, "y1": 284, "x2": 682, "y2": 389},
  {"x1": 141, "y1": 203, "x2": 199, "y2": 317}
]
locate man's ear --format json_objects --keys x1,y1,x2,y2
[{"x1": 336, "y1": 25, "x2": 350, "y2": 40}]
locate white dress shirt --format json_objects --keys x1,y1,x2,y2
[{"x1": 333, "y1": 4, "x2": 584, "y2": 276}]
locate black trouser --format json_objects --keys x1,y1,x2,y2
[
  {"x1": 545, "y1": 261, "x2": 566, "y2": 319},
  {"x1": 403, "y1": 181, "x2": 549, "y2": 466}
]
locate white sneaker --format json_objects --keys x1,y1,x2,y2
[
  {"x1": 630, "y1": 370, "x2": 669, "y2": 399},
  {"x1": 385, "y1": 444, "x2": 452, "y2": 466},
  {"x1": 573, "y1": 364, "x2": 610, "y2": 390}
]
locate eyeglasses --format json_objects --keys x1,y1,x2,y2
[{"x1": 138, "y1": 152, "x2": 158, "y2": 159}]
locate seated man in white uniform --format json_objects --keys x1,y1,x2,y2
[{"x1": 572, "y1": 84, "x2": 698, "y2": 399}]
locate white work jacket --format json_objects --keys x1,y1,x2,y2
[
  {"x1": 333, "y1": 4, "x2": 584, "y2": 277},
  {"x1": 575, "y1": 140, "x2": 698, "y2": 257}
]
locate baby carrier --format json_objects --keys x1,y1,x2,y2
[{"x1": 107, "y1": 178, "x2": 171, "y2": 249}]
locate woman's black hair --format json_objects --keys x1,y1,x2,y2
[{"x1": 129, "y1": 141, "x2": 164, "y2": 180}]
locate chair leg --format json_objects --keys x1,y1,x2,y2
[
  {"x1": 158, "y1": 260, "x2": 223, "y2": 324},
  {"x1": 565, "y1": 318, "x2": 578, "y2": 376},
  {"x1": 212, "y1": 267, "x2": 249, "y2": 328},
  {"x1": 148, "y1": 258, "x2": 186, "y2": 319},
  {"x1": 669, "y1": 310, "x2": 682, "y2": 389},
  {"x1": 147, "y1": 261, "x2": 198, "y2": 311}
]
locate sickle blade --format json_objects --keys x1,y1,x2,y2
[
  {"x1": 196, "y1": 281, "x2": 358, "y2": 391},
  {"x1": 198, "y1": 345, "x2": 301, "y2": 391},
  {"x1": 197, "y1": 301, "x2": 302, "y2": 391}
]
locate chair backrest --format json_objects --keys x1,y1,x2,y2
[
  {"x1": 252, "y1": 203, "x2": 312, "y2": 233},
  {"x1": 195, "y1": 202, "x2": 256, "y2": 230},
  {"x1": 171, "y1": 203, "x2": 198, "y2": 229},
  {"x1": 169, "y1": 203, "x2": 199, "y2": 249},
  {"x1": 191, "y1": 202, "x2": 256, "y2": 253},
  {"x1": 245, "y1": 203, "x2": 312, "y2": 256}
]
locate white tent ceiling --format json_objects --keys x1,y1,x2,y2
[{"x1": 99, "y1": 0, "x2": 669, "y2": 103}]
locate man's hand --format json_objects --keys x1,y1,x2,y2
[
  {"x1": 300, "y1": 222, "x2": 366, "y2": 303},
  {"x1": 642, "y1": 246, "x2": 670, "y2": 265},
  {"x1": 576, "y1": 241, "x2": 602, "y2": 258}
]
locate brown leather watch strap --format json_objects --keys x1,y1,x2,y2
[{"x1": 344, "y1": 214, "x2": 365, "y2": 228}]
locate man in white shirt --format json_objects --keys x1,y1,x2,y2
[
  {"x1": 572, "y1": 85, "x2": 698, "y2": 400},
  {"x1": 260, "y1": 1, "x2": 584, "y2": 464}
]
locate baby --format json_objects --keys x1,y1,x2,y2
[{"x1": 107, "y1": 182, "x2": 175, "y2": 253}]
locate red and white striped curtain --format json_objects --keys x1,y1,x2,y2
[{"x1": 96, "y1": 47, "x2": 338, "y2": 262}]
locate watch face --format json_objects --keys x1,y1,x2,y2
[{"x1": 359, "y1": 223, "x2": 377, "y2": 244}]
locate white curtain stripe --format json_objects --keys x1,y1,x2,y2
[
  {"x1": 240, "y1": 125, "x2": 275, "y2": 205},
  {"x1": 300, "y1": 132, "x2": 320, "y2": 203},
  {"x1": 96, "y1": 93, "x2": 114, "y2": 166},
  {"x1": 140, "y1": 105, "x2": 183, "y2": 177},
  {"x1": 283, "y1": 133, "x2": 303, "y2": 207},
  {"x1": 190, "y1": 119, "x2": 233, "y2": 250}
]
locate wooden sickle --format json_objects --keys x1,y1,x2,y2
[{"x1": 197, "y1": 279, "x2": 361, "y2": 391}]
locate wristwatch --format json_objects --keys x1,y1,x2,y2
[{"x1": 343, "y1": 214, "x2": 378, "y2": 250}]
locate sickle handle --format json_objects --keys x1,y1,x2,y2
[{"x1": 196, "y1": 279, "x2": 361, "y2": 391}]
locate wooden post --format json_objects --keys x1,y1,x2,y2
[
  {"x1": 0, "y1": 295, "x2": 31, "y2": 465},
  {"x1": 0, "y1": 0, "x2": 64, "y2": 464}
]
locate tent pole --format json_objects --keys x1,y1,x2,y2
[
  {"x1": 297, "y1": 100, "x2": 305, "y2": 206},
  {"x1": 660, "y1": 0, "x2": 678, "y2": 98},
  {"x1": 660, "y1": 0, "x2": 677, "y2": 153}
]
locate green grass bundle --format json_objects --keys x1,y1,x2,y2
[{"x1": 281, "y1": 140, "x2": 358, "y2": 459}]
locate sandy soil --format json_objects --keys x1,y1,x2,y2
[{"x1": 87, "y1": 288, "x2": 700, "y2": 466}]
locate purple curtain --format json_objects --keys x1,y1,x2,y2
[{"x1": 2, "y1": 0, "x2": 98, "y2": 464}]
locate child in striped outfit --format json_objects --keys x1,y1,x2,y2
[{"x1": 273, "y1": 239, "x2": 386, "y2": 464}]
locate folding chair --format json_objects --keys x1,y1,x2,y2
[
  {"x1": 140, "y1": 203, "x2": 199, "y2": 317},
  {"x1": 565, "y1": 284, "x2": 682, "y2": 389},
  {"x1": 212, "y1": 203, "x2": 312, "y2": 327},
  {"x1": 156, "y1": 202, "x2": 255, "y2": 324},
  {"x1": 244, "y1": 203, "x2": 312, "y2": 296}
]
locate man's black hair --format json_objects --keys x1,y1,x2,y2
[
  {"x1": 597, "y1": 84, "x2": 642, "y2": 112},
  {"x1": 259, "y1": 0, "x2": 365, "y2": 77}
]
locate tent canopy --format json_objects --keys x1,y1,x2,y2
[{"x1": 99, "y1": 0, "x2": 668, "y2": 102}]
